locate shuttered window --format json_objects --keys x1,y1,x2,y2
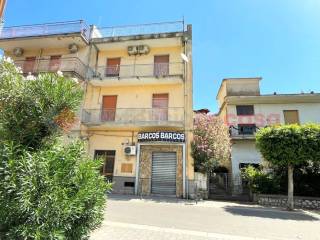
[
  {"x1": 23, "y1": 57, "x2": 36, "y2": 73},
  {"x1": 152, "y1": 93, "x2": 168, "y2": 121},
  {"x1": 283, "y1": 110, "x2": 300, "y2": 124},
  {"x1": 106, "y1": 58, "x2": 121, "y2": 77},
  {"x1": 49, "y1": 55, "x2": 61, "y2": 71},
  {"x1": 154, "y1": 55, "x2": 169, "y2": 76},
  {"x1": 101, "y1": 95, "x2": 117, "y2": 121}
]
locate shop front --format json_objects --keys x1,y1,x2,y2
[{"x1": 135, "y1": 131, "x2": 186, "y2": 198}]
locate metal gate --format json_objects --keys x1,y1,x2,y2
[
  {"x1": 209, "y1": 172, "x2": 228, "y2": 195},
  {"x1": 151, "y1": 152, "x2": 177, "y2": 195}
]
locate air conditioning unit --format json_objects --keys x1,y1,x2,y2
[
  {"x1": 124, "y1": 146, "x2": 136, "y2": 156},
  {"x1": 127, "y1": 45, "x2": 138, "y2": 56},
  {"x1": 68, "y1": 43, "x2": 79, "y2": 54},
  {"x1": 13, "y1": 47, "x2": 24, "y2": 57},
  {"x1": 137, "y1": 45, "x2": 150, "y2": 55}
]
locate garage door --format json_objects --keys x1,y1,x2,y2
[{"x1": 151, "y1": 152, "x2": 177, "y2": 195}]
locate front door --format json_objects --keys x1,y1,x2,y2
[
  {"x1": 101, "y1": 95, "x2": 117, "y2": 121},
  {"x1": 94, "y1": 150, "x2": 115, "y2": 182}
]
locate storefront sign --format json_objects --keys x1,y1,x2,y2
[{"x1": 137, "y1": 131, "x2": 185, "y2": 143}]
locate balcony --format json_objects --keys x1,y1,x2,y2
[
  {"x1": 0, "y1": 20, "x2": 90, "y2": 51},
  {"x1": 14, "y1": 57, "x2": 93, "y2": 80},
  {"x1": 81, "y1": 108, "x2": 184, "y2": 128},
  {"x1": 92, "y1": 21, "x2": 184, "y2": 39},
  {"x1": 0, "y1": 20, "x2": 90, "y2": 41},
  {"x1": 229, "y1": 124, "x2": 260, "y2": 140},
  {"x1": 90, "y1": 62, "x2": 184, "y2": 86}
]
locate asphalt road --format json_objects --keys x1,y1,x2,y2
[{"x1": 90, "y1": 195, "x2": 320, "y2": 240}]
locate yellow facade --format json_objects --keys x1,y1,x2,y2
[{"x1": 0, "y1": 21, "x2": 194, "y2": 198}]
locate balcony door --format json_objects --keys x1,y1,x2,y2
[
  {"x1": 23, "y1": 57, "x2": 36, "y2": 73},
  {"x1": 152, "y1": 93, "x2": 168, "y2": 121},
  {"x1": 101, "y1": 95, "x2": 117, "y2": 121},
  {"x1": 49, "y1": 55, "x2": 61, "y2": 72},
  {"x1": 106, "y1": 58, "x2": 121, "y2": 77},
  {"x1": 154, "y1": 55, "x2": 169, "y2": 77}
]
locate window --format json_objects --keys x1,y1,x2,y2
[
  {"x1": 121, "y1": 163, "x2": 133, "y2": 173},
  {"x1": 49, "y1": 55, "x2": 61, "y2": 72},
  {"x1": 237, "y1": 124, "x2": 256, "y2": 135},
  {"x1": 124, "y1": 182, "x2": 135, "y2": 187},
  {"x1": 152, "y1": 93, "x2": 168, "y2": 121},
  {"x1": 106, "y1": 58, "x2": 121, "y2": 77},
  {"x1": 154, "y1": 55, "x2": 169, "y2": 76},
  {"x1": 94, "y1": 150, "x2": 116, "y2": 182},
  {"x1": 283, "y1": 110, "x2": 300, "y2": 124},
  {"x1": 23, "y1": 57, "x2": 36, "y2": 73},
  {"x1": 236, "y1": 105, "x2": 254, "y2": 116},
  {"x1": 101, "y1": 95, "x2": 117, "y2": 121}
]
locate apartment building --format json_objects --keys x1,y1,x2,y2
[
  {"x1": 0, "y1": 20, "x2": 194, "y2": 198},
  {"x1": 216, "y1": 78, "x2": 320, "y2": 194}
]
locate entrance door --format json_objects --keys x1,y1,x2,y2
[
  {"x1": 151, "y1": 152, "x2": 177, "y2": 195},
  {"x1": 154, "y1": 55, "x2": 169, "y2": 76},
  {"x1": 94, "y1": 150, "x2": 115, "y2": 182},
  {"x1": 101, "y1": 95, "x2": 117, "y2": 121}
]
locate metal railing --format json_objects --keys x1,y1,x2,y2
[
  {"x1": 93, "y1": 62, "x2": 184, "y2": 79},
  {"x1": 14, "y1": 57, "x2": 93, "y2": 80},
  {"x1": 0, "y1": 20, "x2": 90, "y2": 42},
  {"x1": 229, "y1": 124, "x2": 260, "y2": 138},
  {"x1": 82, "y1": 108, "x2": 184, "y2": 125},
  {"x1": 93, "y1": 21, "x2": 184, "y2": 39}
]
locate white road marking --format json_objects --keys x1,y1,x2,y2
[{"x1": 103, "y1": 220, "x2": 291, "y2": 240}]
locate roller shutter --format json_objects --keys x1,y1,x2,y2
[{"x1": 151, "y1": 152, "x2": 177, "y2": 195}]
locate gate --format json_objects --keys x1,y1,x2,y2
[{"x1": 209, "y1": 172, "x2": 229, "y2": 195}]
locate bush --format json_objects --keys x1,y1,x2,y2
[
  {"x1": 0, "y1": 58, "x2": 111, "y2": 239},
  {"x1": 0, "y1": 140, "x2": 110, "y2": 239},
  {"x1": 241, "y1": 166, "x2": 280, "y2": 194}
]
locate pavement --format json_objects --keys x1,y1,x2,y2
[{"x1": 90, "y1": 194, "x2": 320, "y2": 240}]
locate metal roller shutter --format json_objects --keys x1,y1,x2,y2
[{"x1": 151, "y1": 152, "x2": 177, "y2": 195}]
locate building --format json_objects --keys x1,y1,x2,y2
[
  {"x1": 0, "y1": 20, "x2": 194, "y2": 198},
  {"x1": 216, "y1": 78, "x2": 320, "y2": 194}
]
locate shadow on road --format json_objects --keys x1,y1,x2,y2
[
  {"x1": 223, "y1": 205, "x2": 319, "y2": 221},
  {"x1": 108, "y1": 194, "x2": 194, "y2": 204}
]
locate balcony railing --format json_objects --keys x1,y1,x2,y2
[
  {"x1": 0, "y1": 20, "x2": 90, "y2": 42},
  {"x1": 82, "y1": 108, "x2": 184, "y2": 126},
  {"x1": 93, "y1": 21, "x2": 184, "y2": 39},
  {"x1": 229, "y1": 124, "x2": 260, "y2": 138},
  {"x1": 14, "y1": 57, "x2": 93, "y2": 80},
  {"x1": 93, "y1": 62, "x2": 184, "y2": 79}
]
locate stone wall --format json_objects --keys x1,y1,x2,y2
[
  {"x1": 254, "y1": 194, "x2": 320, "y2": 210},
  {"x1": 139, "y1": 145, "x2": 183, "y2": 197}
]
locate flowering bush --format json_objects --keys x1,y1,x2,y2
[
  {"x1": 0, "y1": 57, "x2": 110, "y2": 239},
  {"x1": 192, "y1": 114, "x2": 231, "y2": 173}
]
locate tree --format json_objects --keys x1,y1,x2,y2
[
  {"x1": 191, "y1": 113, "x2": 231, "y2": 173},
  {"x1": 0, "y1": 57, "x2": 111, "y2": 239},
  {"x1": 256, "y1": 124, "x2": 320, "y2": 210}
]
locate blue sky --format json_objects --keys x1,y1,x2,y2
[{"x1": 3, "y1": 0, "x2": 320, "y2": 112}]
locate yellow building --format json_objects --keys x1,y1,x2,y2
[{"x1": 0, "y1": 20, "x2": 194, "y2": 198}]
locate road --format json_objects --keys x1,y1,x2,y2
[{"x1": 90, "y1": 195, "x2": 320, "y2": 240}]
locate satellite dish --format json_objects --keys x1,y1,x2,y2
[{"x1": 181, "y1": 53, "x2": 189, "y2": 62}]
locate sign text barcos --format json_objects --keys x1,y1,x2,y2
[{"x1": 137, "y1": 131, "x2": 185, "y2": 143}]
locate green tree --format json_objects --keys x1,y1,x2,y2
[
  {"x1": 0, "y1": 57, "x2": 111, "y2": 239},
  {"x1": 191, "y1": 114, "x2": 231, "y2": 173},
  {"x1": 256, "y1": 124, "x2": 320, "y2": 210}
]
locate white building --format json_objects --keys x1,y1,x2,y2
[{"x1": 216, "y1": 78, "x2": 320, "y2": 194}]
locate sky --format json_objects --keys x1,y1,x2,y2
[{"x1": 3, "y1": 0, "x2": 320, "y2": 112}]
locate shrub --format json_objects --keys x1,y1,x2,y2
[
  {"x1": 241, "y1": 166, "x2": 280, "y2": 194},
  {"x1": 0, "y1": 58, "x2": 111, "y2": 239},
  {"x1": 192, "y1": 114, "x2": 231, "y2": 173}
]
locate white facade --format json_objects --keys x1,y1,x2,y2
[{"x1": 216, "y1": 78, "x2": 320, "y2": 194}]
